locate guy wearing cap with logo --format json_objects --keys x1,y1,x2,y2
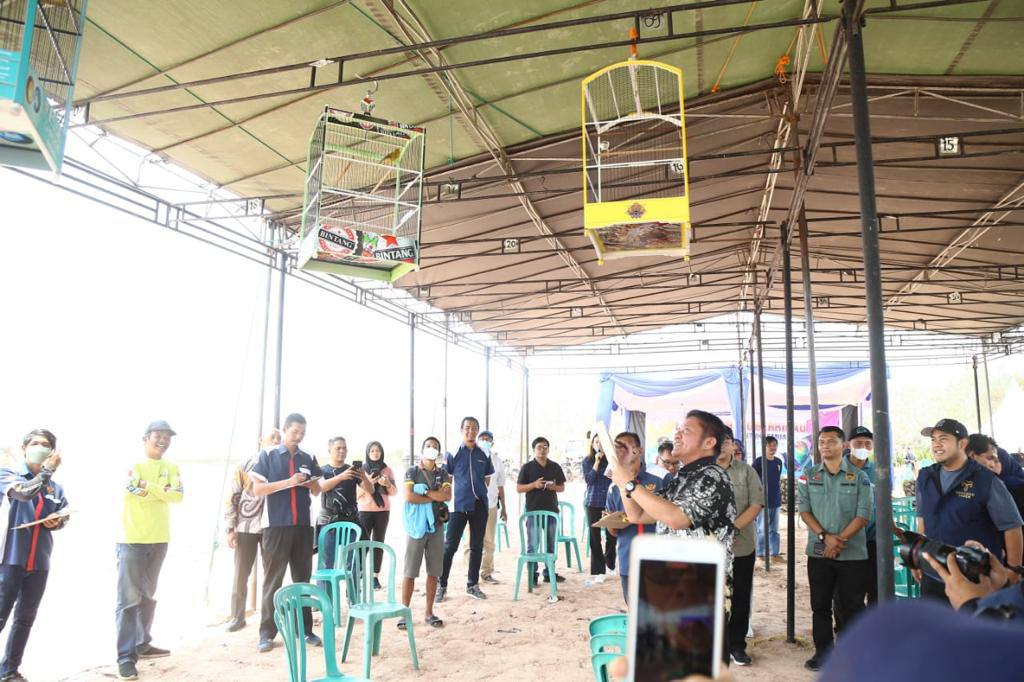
[
  {"x1": 116, "y1": 420, "x2": 184, "y2": 681},
  {"x1": 0, "y1": 429, "x2": 68, "y2": 682},
  {"x1": 249, "y1": 413, "x2": 322, "y2": 653},
  {"x1": 914, "y1": 418, "x2": 1023, "y2": 603},
  {"x1": 797, "y1": 426, "x2": 873, "y2": 672},
  {"x1": 845, "y1": 426, "x2": 878, "y2": 607}
]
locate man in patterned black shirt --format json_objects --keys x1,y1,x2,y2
[{"x1": 612, "y1": 409, "x2": 737, "y2": 663}]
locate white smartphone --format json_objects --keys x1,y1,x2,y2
[{"x1": 627, "y1": 535, "x2": 726, "y2": 682}]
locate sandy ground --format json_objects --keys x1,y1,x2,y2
[{"x1": 62, "y1": 482, "x2": 819, "y2": 682}]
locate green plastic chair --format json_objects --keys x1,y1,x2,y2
[
  {"x1": 513, "y1": 511, "x2": 559, "y2": 601},
  {"x1": 589, "y1": 633, "x2": 626, "y2": 682},
  {"x1": 557, "y1": 501, "x2": 584, "y2": 572},
  {"x1": 311, "y1": 521, "x2": 362, "y2": 622},
  {"x1": 339, "y1": 540, "x2": 419, "y2": 680},
  {"x1": 496, "y1": 517, "x2": 511, "y2": 552},
  {"x1": 893, "y1": 522, "x2": 920, "y2": 599},
  {"x1": 591, "y1": 651, "x2": 620, "y2": 682},
  {"x1": 273, "y1": 583, "x2": 368, "y2": 682},
  {"x1": 588, "y1": 613, "x2": 627, "y2": 636}
]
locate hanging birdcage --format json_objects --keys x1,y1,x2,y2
[
  {"x1": 298, "y1": 106, "x2": 426, "y2": 283},
  {"x1": 582, "y1": 59, "x2": 691, "y2": 263},
  {"x1": 0, "y1": 0, "x2": 88, "y2": 172}
]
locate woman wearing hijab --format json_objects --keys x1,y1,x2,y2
[{"x1": 357, "y1": 441, "x2": 398, "y2": 589}]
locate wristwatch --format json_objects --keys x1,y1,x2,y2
[
  {"x1": 817, "y1": 532, "x2": 826, "y2": 542},
  {"x1": 624, "y1": 480, "x2": 637, "y2": 498}
]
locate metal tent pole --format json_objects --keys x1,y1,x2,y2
[
  {"x1": 524, "y1": 368, "x2": 530, "y2": 465},
  {"x1": 738, "y1": 354, "x2": 746, "y2": 461},
  {"x1": 256, "y1": 221, "x2": 273, "y2": 438},
  {"x1": 798, "y1": 209, "x2": 821, "y2": 458},
  {"x1": 443, "y1": 317, "x2": 449, "y2": 454},
  {"x1": 410, "y1": 313, "x2": 416, "y2": 467},
  {"x1": 485, "y1": 346, "x2": 492, "y2": 428},
  {"x1": 755, "y1": 306, "x2": 770, "y2": 572},
  {"x1": 750, "y1": 343, "x2": 758, "y2": 466},
  {"x1": 845, "y1": 3, "x2": 895, "y2": 602},
  {"x1": 973, "y1": 355, "x2": 982, "y2": 432},
  {"x1": 984, "y1": 352, "x2": 995, "y2": 437},
  {"x1": 782, "y1": 224, "x2": 797, "y2": 643},
  {"x1": 272, "y1": 225, "x2": 286, "y2": 428}
]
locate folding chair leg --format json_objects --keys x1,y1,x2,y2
[
  {"x1": 372, "y1": 619, "x2": 383, "y2": 656},
  {"x1": 573, "y1": 541, "x2": 583, "y2": 573},
  {"x1": 404, "y1": 614, "x2": 419, "y2": 670},
  {"x1": 513, "y1": 560, "x2": 523, "y2": 600},
  {"x1": 362, "y1": 620, "x2": 374, "y2": 680},
  {"x1": 341, "y1": 615, "x2": 355, "y2": 662}
]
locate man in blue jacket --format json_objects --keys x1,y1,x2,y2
[
  {"x1": 0, "y1": 429, "x2": 69, "y2": 682},
  {"x1": 914, "y1": 418, "x2": 1023, "y2": 602}
]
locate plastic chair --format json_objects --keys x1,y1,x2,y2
[
  {"x1": 273, "y1": 583, "x2": 367, "y2": 682},
  {"x1": 311, "y1": 521, "x2": 362, "y2": 622},
  {"x1": 339, "y1": 541, "x2": 419, "y2": 680},
  {"x1": 557, "y1": 501, "x2": 584, "y2": 573},
  {"x1": 588, "y1": 613, "x2": 627, "y2": 636},
  {"x1": 591, "y1": 651, "x2": 620, "y2": 682},
  {"x1": 513, "y1": 511, "x2": 559, "y2": 601},
  {"x1": 496, "y1": 517, "x2": 511, "y2": 552},
  {"x1": 589, "y1": 632, "x2": 626, "y2": 654}
]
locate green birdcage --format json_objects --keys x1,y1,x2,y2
[{"x1": 298, "y1": 106, "x2": 426, "y2": 283}]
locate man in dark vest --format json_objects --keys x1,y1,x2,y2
[{"x1": 914, "y1": 418, "x2": 1023, "y2": 602}]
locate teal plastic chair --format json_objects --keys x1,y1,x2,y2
[
  {"x1": 589, "y1": 633, "x2": 626, "y2": 682},
  {"x1": 339, "y1": 541, "x2": 419, "y2": 680},
  {"x1": 311, "y1": 521, "x2": 362, "y2": 622},
  {"x1": 893, "y1": 522, "x2": 920, "y2": 599},
  {"x1": 588, "y1": 613, "x2": 627, "y2": 636},
  {"x1": 513, "y1": 511, "x2": 559, "y2": 601},
  {"x1": 273, "y1": 583, "x2": 368, "y2": 682},
  {"x1": 557, "y1": 501, "x2": 584, "y2": 572},
  {"x1": 496, "y1": 517, "x2": 511, "y2": 552},
  {"x1": 591, "y1": 651, "x2": 620, "y2": 682}
]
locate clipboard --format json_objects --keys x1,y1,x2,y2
[
  {"x1": 13, "y1": 509, "x2": 71, "y2": 530},
  {"x1": 592, "y1": 512, "x2": 631, "y2": 530}
]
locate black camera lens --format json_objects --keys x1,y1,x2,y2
[
  {"x1": 897, "y1": 531, "x2": 990, "y2": 584},
  {"x1": 351, "y1": 460, "x2": 363, "y2": 471}
]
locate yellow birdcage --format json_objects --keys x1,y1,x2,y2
[{"x1": 582, "y1": 59, "x2": 690, "y2": 263}]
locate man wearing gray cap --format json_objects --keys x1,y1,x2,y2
[{"x1": 116, "y1": 421, "x2": 184, "y2": 680}]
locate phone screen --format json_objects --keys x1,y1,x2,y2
[{"x1": 633, "y1": 558, "x2": 718, "y2": 680}]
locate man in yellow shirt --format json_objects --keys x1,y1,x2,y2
[{"x1": 115, "y1": 421, "x2": 184, "y2": 681}]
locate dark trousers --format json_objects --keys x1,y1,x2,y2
[
  {"x1": 230, "y1": 532, "x2": 261, "y2": 622},
  {"x1": 260, "y1": 526, "x2": 314, "y2": 641},
  {"x1": 728, "y1": 552, "x2": 756, "y2": 655},
  {"x1": 808, "y1": 557, "x2": 869, "y2": 654},
  {"x1": 440, "y1": 498, "x2": 488, "y2": 589},
  {"x1": 115, "y1": 543, "x2": 167, "y2": 665},
  {"x1": 0, "y1": 566, "x2": 48, "y2": 676},
  {"x1": 357, "y1": 510, "x2": 390, "y2": 574},
  {"x1": 865, "y1": 540, "x2": 878, "y2": 605},
  {"x1": 585, "y1": 506, "x2": 617, "y2": 575}
]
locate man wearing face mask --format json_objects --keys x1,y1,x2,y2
[
  {"x1": 116, "y1": 421, "x2": 184, "y2": 680},
  {"x1": 464, "y1": 431, "x2": 506, "y2": 586},
  {"x1": 0, "y1": 429, "x2": 68, "y2": 682},
  {"x1": 844, "y1": 427, "x2": 877, "y2": 608}
]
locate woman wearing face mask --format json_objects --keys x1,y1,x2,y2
[
  {"x1": 0, "y1": 429, "x2": 69, "y2": 681},
  {"x1": 357, "y1": 441, "x2": 398, "y2": 590}
]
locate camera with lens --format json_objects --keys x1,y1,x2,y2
[{"x1": 897, "y1": 530, "x2": 991, "y2": 584}]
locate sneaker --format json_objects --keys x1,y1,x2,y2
[
  {"x1": 436, "y1": 586, "x2": 447, "y2": 603},
  {"x1": 482, "y1": 575, "x2": 499, "y2": 585},
  {"x1": 136, "y1": 644, "x2": 170, "y2": 658},
  {"x1": 117, "y1": 662, "x2": 138, "y2": 680},
  {"x1": 543, "y1": 573, "x2": 566, "y2": 584},
  {"x1": 805, "y1": 653, "x2": 825, "y2": 671},
  {"x1": 2, "y1": 672, "x2": 29, "y2": 681},
  {"x1": 225, "y1": 618, "x2": 245, "y2": 633},
  {"x1": 373, "y1": 577, "x2": 382, "y2": 590},
  {"x1": 731, "y1": 650, "x2": 753, "y2": 666},
  {"x1": 305, "y1": 633, "x2": 323, "y2": 647},
  {"x1": 592, "y1": 575, "x2": 606, "y2": 584},
  {"x1": 466, "y1": 585, "x2": 487, "y2": 600},
  {"x1": 257, "y1": 638, "x2": 274, "y2": 653}
]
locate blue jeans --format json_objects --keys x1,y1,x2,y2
[
  {"x1": 116, "y1": 543, "x2": 167, "y2": 665},
  {"x1": 620, "y1": 574, "x2": 629, "y2": 603},
  {"x1": 526, "y1": 515, "x2": 558, "y2": 578},
  {"x1": 0, "y1": 565, "x2": 49, "y2": 676},
  {"x1": 756, "y1": 507, "x2": 781, "y2": 556}
]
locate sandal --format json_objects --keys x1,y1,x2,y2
[
  {"x1": 424, "y1": 615, "x2": 444, "y2": 628},
  {"x1": 397, "y1": 621, "x2": 407, "y2": 630}
]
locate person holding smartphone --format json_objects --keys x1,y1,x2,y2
[
  {"x1": 317, "y1": 436, "x2": 372, "y2": 574},
  {"x1": 517, "y1": 436, "x2": 567, "y2": 586},
  {"x1": 249, "y1": 413, "x2": 322, "y2": 654},
  {"x1": 582, "y1": 433, "x2": 615, "y2": 582},
  {"x1": 356, "y1": 441, "x2": 397, "y2": 591}
]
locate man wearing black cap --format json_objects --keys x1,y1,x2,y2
[
  {"x1": 846, "y1": 426, "x2": 878, "y2": 607},
  {"x1": 914, "y1": 418, "x2": 1023, "y2": 603},
  {"x1": 116, "y1": 421, "x2": 184, "y2": 680}
]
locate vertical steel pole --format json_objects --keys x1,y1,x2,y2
[
  {"x1": 783, "y1": 224, "x2": 797, "y2": 643},
  {"x1": 799, "y1": 209, "x2": 821, "y2": 458},
  {"x1": 846, "y1": 5, "x2": 895, "y2": 601},
  {"x1": 755, "y1": 307, "x2": 770, "y2": 572},
  {"x1": 410, "y1": 313, "x2": 416, "y2": 467},
  {"x1": 524, "y1": 368, "x2": 531, "y2": 465},
  {"x1": 750, "y1": 344, "x2": 758, "y2": 465},
  {"x1": 256, "y1": 222, "x2": 273, "y2": 438},
  {"x1": 272, "y1": 225, "x2": 286, "y2": 428},
  {"x1": 984, "y1": 352, "x2": 995, "y2": 437},
  {"x1": 738, "y1": 355, "x2": 746, "y2": 461},
  {"x1": 485, "y1": 346, "x2": 492, "y2": 428},
  {"x1": 973, "y1": 355, "x2": 983, "y2": 432},
  {"x1": 443, "y1": 318, "x2": 449, "y2": 454}
]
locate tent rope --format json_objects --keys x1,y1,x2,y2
[{"x1": 709, "y1": 0, "x2": 759, "y2": 94}]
